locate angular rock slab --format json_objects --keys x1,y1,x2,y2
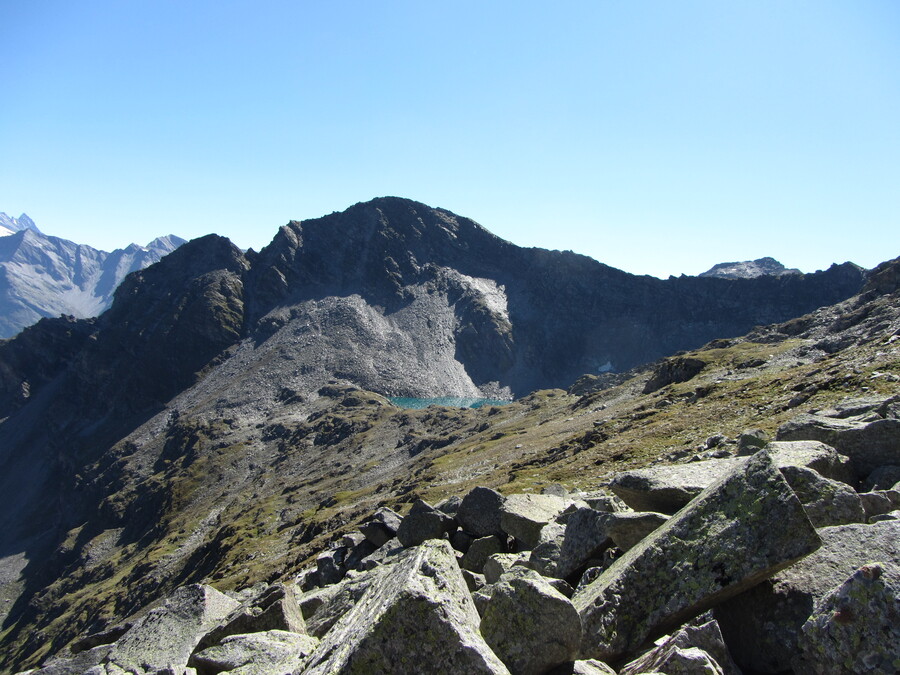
[
  {"x1": 573, "y1": 450, "x2": 821, "y2": 663},
  {"x1": 457, "y1": 486, "x2": 506, "y2": 537},
  {"x1": 779, "y1": 465, "x2": 865, "y2": 527},
  {"x1": 301, "y1": 539, "x2": 510, "y2": 674},
  {"x1": 480, "y1": 570, "x2": 581, "y2": 675},
  {"x1": 499, "y1": 493, "x2": 568, "y2": 548},
  {"x1": 794, "y1": 562, "x2": 900, "y2": 674},
  {"x1": 106, "y1": 584, "x2": 240, "y2": 672},
  {"x1": 192, "y1": 630, "x2": 319, "y2": 675},
  {"x1": 714, "y1": 520, "x2": 900, "y2": 674}
]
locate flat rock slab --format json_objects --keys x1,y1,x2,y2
[
  {"x1": 106, "y1": 584, "x2": 240, "y2": 673},
  {"x1": 192, "y1": 630, "x2": 319, "y2": 675},
  {"x1": 574, "y1": 450, "x2": 821, "y2": 663},
  {"x1": 777, "y1": 413, "x2": 900, "y2": 478},
  {"x1": 301, "y1": 539, "x2": 510, "y2": 674},
  {"x1": 714, "y1": 520, "x2": 900, "y2": 673},
  {"x1": 795, "y1": 562, "x2": 900, "y2": 674}
]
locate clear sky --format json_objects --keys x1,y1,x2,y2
[{"x1": 2, "y1": 1, "x2": 898, "y2": 278}]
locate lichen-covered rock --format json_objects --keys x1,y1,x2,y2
[
  {"x1": 193, "y1": 582, "x2": 306, "y2": 654},
  {"x1": 607, "y1": 460, "x2": 735, "y2": 514},
  {"x1": 605, "y1": 511, "x2": 669, "y2": 552},
  {"x1": 554, "y1": 507, "x2": 612, "y2": 581},
  {"x1": 547, "y1": 659, "x2": 617, "y2": 674},
  {"x1": 480, "y1": 570, "x2": 581, "y2": 675},
  {"x1": 765, "y1": 440, "x2": 855, "y2": 485},
  {"x1": 457, "y1": 487, "x2": 506, "y2": 537},
  {"x1": 619, "y1": 619, "x2": 739, "y2": 675},
  {"x1": 396, "y1": 498, "x2": 456, "y2": 547},
  {"x1": 301, "y1": 540, "x2": 510, "y2": 674},
  {"x1": 359, "y1": 507, "x2": 402, "y2": 547},
  {"x1": 105, "y1": 584, "x2": 240, "y2": 673},
  {"x1": 574, "y1": 450, "x2": 821, "y2": 663},
  {"x1": 527, "y1": 522, "x2": 567, "y2": 577},
  {"x1": 859, "y1": 489, "x2": 900, "y2": 520},
  {"x1": 483, "y1": 553, "x2": 529, "y2": 584},
  {"x1": 779, "y1": 465, "x2": 865, "y2": 527},
  {"x1": 302, "y1": 569, "x2": 383, "y2": 638},
  {"x1": 714, "y1": 520, "x2": 900, "y2": 673},
  {"x1": 500, "y1": 494, "x2": 568, "y2": 548},
  {"x1": 461, "y1": 535, "x2": 505, "y2": 573},
  {"x1": 777, "y1": 410, "x2": 900, "y2": 478},
  {"x1": 27, "y1": 645, "x2": 112, "y2": 675},
  {"x1": 794, "y1": 562, "x2": 900, "y2": 674},
  {"x1": 579, "y1": 491, "x2": 629, "y2": 513},
  {"x1": 192, "y1": 630, "x2": 319, "y2": 675}
]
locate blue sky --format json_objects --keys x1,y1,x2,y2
[{"x1": 2, "y1": 1, "x2": 898, "y2": 277}]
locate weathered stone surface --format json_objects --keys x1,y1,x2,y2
[
  {"x1": 480, "y1": 570, "x2": 581, "y2": 675},
  {"x1": 574, "y1": 450, "x2": 821, "y2": 663},
  {"x1": 579, "y1": 491, "x2": 629, "y2": 513},
  {"x1": 547, "y1": 659, "x2": 617, "y2": 675},
  {"x1": 194, "y1": 582, "x2": 306, "y2": 654},
  {"x1": 192, "y1": 630, "x2": 319, "y2": 675},
  {"x1": 315, "y1": 547, "x2": 347, "y2": 586},
  {"x1": 527, "y1": 522, "x2": 567, "y2": 577},
  {"x1": 610, "y1": 443, "x2": 857, "y2": 515},
  {"x1": 461, "y1": 535, "x2": 505, "y2": 573},
  {"x1": 870, "y1": 509, "x2": 900, "y2": 522},
  {"x1": 859, "y1": 489, "x2": 900, "y2": 519},
  {"x1": 765, "y1": 440, "x2": 855, "y2": 484},
  {"x1": 779, "y1": 465, "x2": 865, "y2": 527},
  {"x1": 619, "y1": 619, "x2": 739, "y2": 675},
  {"x1": 500, "y1": 493, "x2": 568, "y2": 548},
  {"x1": 30, "y1": 645, "x2": 112, "y2": 675},
  {"x1": 794, "y1": 562, "x2": 900, "y2": 674},
  {"x1": 106, "y1": 584, "x2": 240, "y2": 673},
  {"x1": 457, "y1": 487, "x2": 506, "y2": 537},
  {"x1": 714, "y1": 520, "x2": 900, "y2": 673},
  {"x1": 555, "y1": 507, "x2": 612, "y2": 581},
  {"x1": 396, "y1": 499, "x2": 455, "y2": 547},
  {"x1": 777, "y1": 410, "x2": 900, "y2": 477},
  {"x1": 605, "y1": 511, "x2": 669, "y2": 552},
  {"x1": 358, "y1": 507, "x2": 402, "y2": 547},
  {"x1": 302, "y1": 569, "x2": 382, "y2": 638},
  {"x1": 607, "y1": 459, "x2": 736, "y2": 513},
  {"x1": 863, "y1": 464, "x2": 900, "y2": 491},
  {"x1": 483, "y1": 553, "x2": 528, "y2": 585},
  {"x1": 357, "y1": 537, "x2": 404, "y2": 571},
  {"x1": 301, "y1": 540, "x2": 510, "y2": 674}
]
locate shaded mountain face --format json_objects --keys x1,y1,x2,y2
[
  {"x1": 0, "y1": 216, "x2": 186, "y2": 337},
  {"x1": 0, "y1": 197, "x2": 881, "y2": 668}
]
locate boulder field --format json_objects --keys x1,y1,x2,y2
[{"x1": 20, "y1": 405, "x2": 900, "y2": 675}]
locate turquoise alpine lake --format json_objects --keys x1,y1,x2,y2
[{"x1": 389, "y1": 397, "x2": 512, "y2": 410}]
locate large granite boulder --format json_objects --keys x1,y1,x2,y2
[
  {"x1": 574, "y1": 450, "x2": 821, "y2": 663},
  {"x1": 777, "y1": 403, "x2": 900, "y2": 478},
  {"x1": 457, "y1": 487, "x2": 507, "y2": 537},
  {"x1": 480, "y1": 570, "x2": 582, "y2": 675},
  {"x1": 499, "y1": 494, "x2": 568, "y2": 548},
  {"x1": 605, "y1": 511, "x2": 669, "y2": 552},
  {"x1": 396, "y1": 498, "x2": 456, "y2": 547},
  {"x1": 191, "y1": 630, "x2": 319, "y2": 675},
  {"x1": 794, "y1": 562, "x2": 900, "y2": 674},
  {"x1": 554, "y1": 507, "x2": 612, "y2": 581},
  {"x1": 714, "y1": 520, "x2": 900, "y2": 673},
  {"x1": 301, "y1": 540, "x2": 510, "y2": 674},
  {"x1": 779, "y1": 465, "x2": 865, "y2": 527},
  {"x1": 619, "y1": 618, "x2": 739, "y2": 675},
  {"x1": 105, "y1": 584, "x2": 240, "y2": 673},
  {"x1": 359, "y1": 507, "x2": 402, "y2": 547}
]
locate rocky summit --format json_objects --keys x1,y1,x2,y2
[{"x1": 0, "y1": 197, "x2": 897, "y2": 673}]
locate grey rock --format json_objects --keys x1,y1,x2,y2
[
  {"x1": 547, "y1": 660, "x2": 617, "y2": 675},
  {"x1": 106, "y1": 584, "x2": 240, "y2": 673},
  {"x1": 736, "y1": 428, "x2": 769, "y2": 454},
  {"x1": 457, "y1": 487, "x2": 507, "y2": 538},
  {"x1": 776, "y1": 410, "x2": 900, "y2": 478},
  {"x1": 194, "y1": 582, "x2": 306, "y2": 654},
  {"x1": 556, "y1": 507, "x2": 614, "y2": 581},
  {"x1": 605, "y1": 511, "x2": 669, "y2": 552},
  {"x1": 765, "y1": 440, "x2": 856, "y2": 485},
  {"x1": 619, "y1": 619, "x2": 739, "y2": 675},
  {"x1": 192, "y1": 630, "x2": 319, "y2": 675},
  {"x1": 451, "y1": 529, "x2": 475, "y2": 554},
  {"x1": 574, "y1": 450, "x2": 821, "y2": 663},
  {"x1": 357, "y1": 537, "x2": 405, "y2": 571},
  {"x1": 527, "y1": 522, "x2": 567, "y2": 577},
  {"x1": 608, "y1": 458, "x2": 737, "y2": 513},
  {"x1": 779, "y1": 464, "x2": 865, "y2": 527},
  {"x1": 436, "y1": 495, "x2": 462, "y2": 516},
  {"x1": 859, "y1": 489, "x2": 900, "y2": 519},
  {"x1": 396, "y1": 499, "x2": 455, "y2": 547},
  {"x1": 714, "y1": 520, "x2": 900, "y2": 673},
  {"x1": 483, "y1": 553, "x2": 529, "y2": 585},
  {"x1": 358, "y1": 507, "x2": 402, "y2": 548},
  {"x1": 862, "y1": 464, "x2": 900, "y2": 491},
  {"x1": 500, "y1": 493, "x2": 568, "y2": 548},
  {"x1": 579, "y1": 491, "x2": 629, "y2": 513},
  {"x1": 541, "y1": 484, "x2": 570, "y2": 498},
  {"x1": 31, "y1": 645, "x2": 113, "y2": 675},
  {"x1": 870, "y1": 509, "x2": 900, "y2": 522},
  {"x1": 481, "y1": 570, "x2": 581, "y2": 675},
  {"x1": 461, "y1": 569, "x2": 486, "y2": 593},
  {"x1": 794, "y1": 562, "x2": 900, "y2": 674},
  {"x1": 343, "y1": 536, "x2": 378, "y2": 571},
  {"x1": 461, "y1": 535, "x2": 505, "y2": 573},
  {"x1": 301, "y1": 539, "x2": 510, "y2": 674},
  {"x1": 302, "y1": 568, "x2": 383, "y2": 638},
  {"x1": 315, "y1": 547, "x2": 347, "y2": 586}
]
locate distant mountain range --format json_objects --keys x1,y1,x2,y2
[
  {"x1": 0, "y1": 212, "x2": 185, "y2": 338},
  {"x1": 700, "y1": 256, "x2": 802, "y2": 279}
]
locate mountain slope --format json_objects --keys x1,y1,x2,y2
[
  {"x1": 0, "y1": 197, "x2": 884, "y2": 668},
  {"x1": 0, "y1": 217, "x2": 186, "y2": 337}
]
